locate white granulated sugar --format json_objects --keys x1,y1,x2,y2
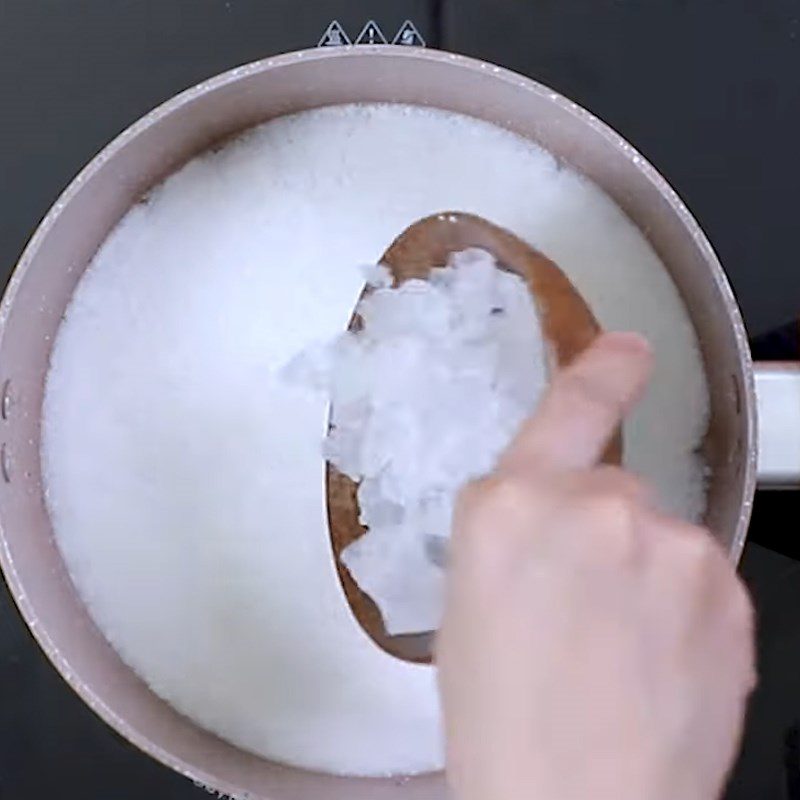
[
  {"x1": 287, "y1": 249, "x2": 548, "y2": 635},
  {"x1": 41, "y1": 103, "x2": 709, "y2": 778}
]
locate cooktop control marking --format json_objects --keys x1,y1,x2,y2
[
  {"x1": 317, "y1": 20, "x2": 427, "y2": 48},
  {"x1": 318, "y1": 20, "x2": 351, "y2": 47},
  {"x1": 355, "y1": 20, "x2": 388, "y2": 44},
  {"x1": 393, "y1": 20, "x2": 426, "y2": 47}
]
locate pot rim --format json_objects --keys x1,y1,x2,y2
[{"x1": 0, "y1": 44, "x2": 757, "y2": 795}]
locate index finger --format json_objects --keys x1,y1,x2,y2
[{"x1": 499, "y1": 332, "x2": 653, "y2": 473}]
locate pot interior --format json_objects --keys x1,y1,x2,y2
[{"x1": 0, "y1": 47, "x2": 754, "y2": 800}]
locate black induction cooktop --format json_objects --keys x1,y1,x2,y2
[{"x1": 2, "y1": 2, "x2": 800, "y2": 798}]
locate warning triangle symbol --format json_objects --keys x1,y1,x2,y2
[
  {"x1": 318, "y1": 20, "x2": 351, "y2": 47},
  {"x1": 392, "y1": 19, "x2": 426, "y2": 47},
  {"x1": 355, "y1": 20, "x2": 388, "y2": 45}
]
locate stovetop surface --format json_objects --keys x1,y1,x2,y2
[{"x1": 2, "y1": 2, "x2": 800, "y2": 797}]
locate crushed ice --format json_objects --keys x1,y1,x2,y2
[{"x1": 286, "y1": 248, "x2": 548, "y2": 635}]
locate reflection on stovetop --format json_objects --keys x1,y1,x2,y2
[
  {"x1": 734, "y1": 533, "x2": 800, "y2": 800},
  {"x1": 729, "y1": 322, "x2": 800, "y2": 799}
]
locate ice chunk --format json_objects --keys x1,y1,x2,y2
[{"x1": 293, "y1": 248, "x2": 548, "y2": 635}]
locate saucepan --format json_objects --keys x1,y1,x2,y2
[{"x1": 0, "y1": 45, "x2": 793, "y2": 800}]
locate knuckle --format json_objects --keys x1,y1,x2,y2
[
  {"x1": 587, "y1": 465, "x2": 627, "y2": 486},
  {"x1": 619, "y1": 473, "x2": 647, "y2": 499},
  {"x1": 455, "y1": 475, "x2": 532, "y2": 541},
  {"x1": 674, "y1": 527, "x2": 745, "y2": 609},
  {"x1": 586, "y1": 489, "x2": 636, "y2": 529},
  {"x1": 592, "y1": 465, "x2": 627, "y2": 481},
  {"x1": 581, "y1": 489, "x2": 638, "y2": 560},
  {"x1": 479, "y1": 475, "x2": 533, "y2": 519},
  {"x1": 678, "y1": 526, "x2": 720, "y2": 577},
  {"x1": 590, "y1": 465, "x2": 647, "y2": 498}
]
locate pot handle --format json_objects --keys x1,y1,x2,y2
[{"x1": 755, "y1": 362, "x2": 800, "y2": 487}]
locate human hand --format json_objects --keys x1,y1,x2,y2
[{"x1": 437, "y1": 332, "x2": 755, "y2": 800}]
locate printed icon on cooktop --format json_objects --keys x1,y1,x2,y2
[
  {"x1": 317, "y1": 20, "x2": 427, "y2": 48},
  {"x1": 318, "y1": 20, "x2": 351, "y2": 47},
  {"x1": 393, "y1": 20, "x2": 426, "y2": 47},
  {"x1": 355, "y1": 20, "x2": 388, "y2": 45}
]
